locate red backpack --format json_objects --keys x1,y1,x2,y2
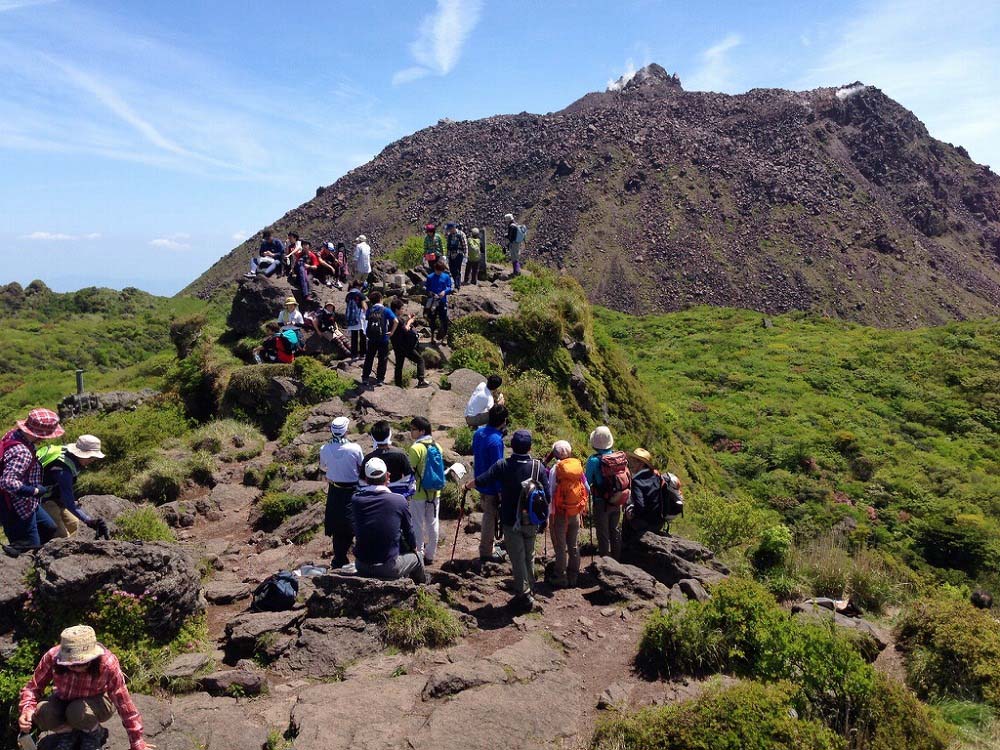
[{"x1": 598, "y1": 451, "x2": 632, "y2": 506}]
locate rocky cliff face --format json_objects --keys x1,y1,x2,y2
[{"x1": 186, "y1": 63, "x2": 1000, "y2": 326}]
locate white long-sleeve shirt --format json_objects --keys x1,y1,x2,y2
[
  {"x1": 319, "y1": 439, "x2": 364, "y2": 484},
  {"x1": 354, "y1": 242, "x2": 372, "y2": 274},
  {"x1": 464, "y1": 381, "x2": 494, "y2": 418}
]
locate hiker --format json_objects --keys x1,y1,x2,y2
[
  {"x1": 246, "y1": 229, "x2": 284, "y2": 278},
  {"x1": 627, "y1": 448, "x2": 684, "y2": 539},
  {"x1": 289, "y1": 244, "x2": 313, "y2": 301},
  {"x1": 464, "y1": 227, "x2": 482, "y2": 286},
  {"x1": 254, "y1": 322, "x2": 297, "y2": 363},
  {"x1": 307, "y1": 302, "x2": 350, "y2": 357},
  {"x1": 1, "y1": 409, "x2": 63, "y2": 556},
  {"x1": 361, "y1": 291, "x2": 398, "y2": 389},
  {"x1": 465, "y1": 374, "x2": 505, "y2": 428},
  {"x1": 407, "y1": 416, "x2": 445, "y2": 565},
  {"x1": 504, "y1": 213, "x2": 527, "y2": 277},
  {"x1": 546, "y1": 440, "x2": 589, "y2": 587},
  {"x1": 445, "y1": 222, "x2": 467, "y2": 291},
  {"x1": 315, "y1": 242, "x2": 341, "y2": 288},
  {"x1": 424, "y1": 260, "x2": 453, "y2": 343},
  {"x1": 585, "y1": 425, "x2": 631, "y2": 559},
  {"x1": 362, "y1": 421, "x2": 415, "y2": 496},
  {"x1": 471, "y1": 404, "x2": 508, "y2": 562},
  {"x1": 333, "y1": 242, "x2": 350, "y2": 285},
  {"x1": 353, "y1": 234, "x2": 372, "y2": 285},
  {"x1": 389, "y1": 298, "x2": 429, "y2": 388},
  {"x1": 344, "y1": 280, "x2": 368, "y2": 360},
  {"x1": 423, "y1": 223, "x2": 444, "y2": 269},
  {"x1": 277, "y1": 296, "x2": 304, "y2": 332},
  {"x1": 283, "y1": 231, "x2": 302, "y2": 273},
  {"x1": 18, "y1": 624, "x2": 149, "y2": 750},
  {"x1": 37, "y1": 435, "x2": 110, "y2": 539},
  {"x1": 319, "y1": 416, "x2": 364, "y2": 569},
  {"x1": 352, "y1": 458, "x2": 426, "y2": 583},
  {"x1": 464, "y1": 429, "x2": 548, "y2": 610}
]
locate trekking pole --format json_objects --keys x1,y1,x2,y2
[
  {"x1": 589, "y1": 498, "x2": 595, "y2": 564},
  {"x1": 450, "y1": 488, "x2": 468, "y2": 563}
]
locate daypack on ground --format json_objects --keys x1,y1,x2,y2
[
  {"x1": 252, "y1": 571, "x2": 299, "y2": 612},
  {"x1": 517, "y1": 460, "x2": 549, "y2": 528},
  {"x1": 553, "y1": 457, "x2": 588, "y2": 516},
  {"x1": 598, "y1": 451, "x2": 632, "y2": 506},
  {"x1": 418, "y1": 441, "x2": 446, "y2": 492},
  {"x1": 366, "y1": 304, "x2": 387, "y2": 341}
]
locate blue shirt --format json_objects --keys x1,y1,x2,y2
[
  {"x1": 351, "y1": 485, "x2": 416, "y2": 566},
  {"x1": 585, "y1": 449, "x2": 614, "y2": 493},
  {"x1": 43, "y1": 453, "x2": 93, "y2": 524},
  {"x1": 471, "y1": 425, "x2": 505, "y2": 495},
  {"x1": 258, "y1": 238, "x2": 284, "y2": 257},
  {"x1": 367, "y1": 304, "x2": 398, "y2": 343},
  {"x1": 475, "y1": 454, "x2": 548, "y2": 528},
  {"x1": 425, "y1": 272, "x2": 453, "y2": 306}
]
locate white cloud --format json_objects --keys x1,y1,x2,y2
[
  {"x1": 392, "y1": 0, "x2": 484, "y2": 85},
  {"x1": 607, "y1": 60, "x2": 638, "y2": 92},
  {"x1": 149, "y1": 234, "x2": 191, "y2": 250},
  {"x1": 686, "y1": 33, "x2": 742, "y2": 93},
  {"x1": 231, "y1": 230, "x2": 248, "y2": 242},
  {"x1": 20, "y1": 231, "x2": 101, "y2": 241},
  {"x1": 0, "y1": 0, "x2": 56, "y2": 10}
]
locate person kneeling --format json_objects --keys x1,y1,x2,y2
[
  {"x1": 19, "y1": 625, "x2": 149, "y2": 750},
  {"x1": 351, "y1": 457, "x2": 426, "y2": 583}
]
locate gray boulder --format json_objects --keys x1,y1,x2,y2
[
  {"x1": 307, "y1": 573, "x2": 419, "y2": 619},
  {"x1": 162, "y1": 652, "x2": 215, "y2": 682},
  {"x1": 0, "y1": 553, "x2": 31, "y2": 633},
  {"x1": 203, "y1": 581, "x2": 252, "y2": 605},
  {"x1": 589, "y1": 556, "x2": 676, "y2": 607},
  {"x1": 272, "y1": 503, "x2": 325, "y2": 544},
  {"x1": 276, "y1": 617, "x2": 381, "y2": 678},
  {"x1": 34, "y1": 540, "x2": 202, "y2": 639},
  {"x1": 422, "y1": 661, "x2": 508, "y2": 700},
  {"x1": 792, "y1": 602, "x2": 890, "y2": 661},
  {"x1": 623, "y1": 532, "x2": 729, "y2": 588},
  {"x1": 224, "y1": 608, "x2": 304, "y2": 662},
  {"x1": 226, "y1": 277, "x2": 290, "y2": 336},
  {"x1": 198, "y1": 668, "x2": 267, "y2": 697}
]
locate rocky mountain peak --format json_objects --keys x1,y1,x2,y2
[{"x1": 609, "y1": 62, "x2": 682, "y2": 93}]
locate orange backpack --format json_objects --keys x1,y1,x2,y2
[{"x1": 553, "y1": 458, "x2": 589, "y2": 516}]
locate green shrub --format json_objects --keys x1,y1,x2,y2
[
  {"x1": 257, "y1": 491, "x2": 317, "y2": 528},
  {"x1": 294, "y1": 357, "x2": 353, "y2": 403},
  {"x1": 383, "y1": 590, "x2": 463, "y2": 651},
  {"x1": 896, "y1": 597, "x2": 1000, "y2": 707},
  {"x1": 692, "y1": 493, "x2": 771, "y2": 552},
  {"x1": 185, "y1": 451, "x2": 217, "y2": 486},
  {"x1": 751, "y1": 523, "x2": 793, "y2": 570},
  {"x1": 386, "y1": 236, "x2": 426, "y2": 270},
  {"x1": 112, "y1": 507, "x2": 176, "y2": 542},
  {"x1": 914, "y1": 512, "x2": 996, "y2": 576},
  {"x1": 448, "y1": 332, "x2": 503, "y2": 374},
  {"x1": 591, "y1": 680, "x2": 843, "y2": 750},
  {"x1": 485, "y1": 242, "x2": 505, "y2": 264},
  {"x1": 188, "y1": 419, "x2": 265, "y2": 461},
  {"x1": 130, "y1": 455, "x2": 186, "y2": 504},
  {"x1": 450, "y1": 426, "x2": 473, "y2": 455}
]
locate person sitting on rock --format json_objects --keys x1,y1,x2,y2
[
  {"x1": 351, "y1": 458, "x2": 426, "y2": 583},
  {"x1": 1, "y1": 408, "x2": 64, "y2": 557},
  {"x1": 423, "y1": 223, "x2": 443, "y2": 269},
  {"x1": 465, "y1": 374, "x2": 505, "y2": 428},
  {"x1": 307, "y1": 302, "x2": 350, "y2": 357},
  {"x1": 424, "y1": 261, "x2": 453, "y2": 344},
  {"x1": 545, "y1": 440, "x2": 589, "y2": 588},
  {"x1": 37, "y1": 435, "x2": 110, "y2": 540},
  {"x1": 19, "y1": 624, "x2": 149, "y2": 750},
  {"x1": 245, "y1": 229, "x2": 284, "y2": 278},
  {"x1": 282, "y1": 231, "x2": 302, "y2": 273},
  {"x1": 471, "y1": 404, "x2": 508, "y2": 563},
  {"x1": 363, "y1": 421, "x2": 415, "y2": 496},
  {"x1": 320, "y1": 416, "x2": 364, "y2": 570},
  {"x1": 407, "y1": 416, "x2": 444, "y2": 566},
  {"x1": 389, "y1": 298, "x2": 429, "y2": 389},
  {"x1": 464, "y1": 429, "x2": 548, "y2": 611},
  {"x1": 316, "y1": 242, "x2": 344, "y2": 289},
  {"x1": 277, "y1": 296, "x2": 305, "y2": 333},
  {"x1": 253, "y1": 322, "x2": 297, "y2": 364},
  {"x1": 465, "y1": 227, "x2": 482, "y2": 286}
]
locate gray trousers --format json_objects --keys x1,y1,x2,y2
[
  {"x1": 593, "y1": 497, "x2": 622, "y2": 559},
  {"x1": 356, "y1": 553, "x2": 425, "y2": 583},
  {"x1": 550, "y1": 512, "x2": 581, "y2": 580},
  {"x1": 503, "y1": 524, "x2": 537, "y2": 597},
  {"x1": 35, "y1": 695, "x2": 114, "y2": 731},
  {"x1": 478, "y1": 493, "x2": 499, "y2": 559}
]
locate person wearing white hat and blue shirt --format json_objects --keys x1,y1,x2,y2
[
  {"x1": 319, "y1": 416, "x2": 364, "y2": 568},
  {"x1": 351, "y1": 457, "x2": 426, "y2": 583}
]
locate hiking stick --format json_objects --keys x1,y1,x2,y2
[{"x1": 450, "y1": 487, "x2": 468, "y2": 563}]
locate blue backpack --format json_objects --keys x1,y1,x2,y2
[
  {"x1": 252, "y1": 571, "x2": 299, "y2": 611},
  {"x1": 517, "y1": 460, "x2": 549, "y2": 528},
  {"x1": 419, "y1": 441, "x2": 446, "y2": 493},
  {"x1": 345, "y1": 291, "x2": 363, "y2": 327}
]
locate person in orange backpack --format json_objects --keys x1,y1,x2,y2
[{"x1": 546, "y1": 440, "x2": 589, "y2": 587}]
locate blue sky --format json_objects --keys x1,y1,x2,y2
[{"x1": 2, "y1": 0, "x2": 998, "y2": 295}]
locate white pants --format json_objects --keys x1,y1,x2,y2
[
  {"x1": 251, "y1": 256, "x2": 280, "y2": 276},
  {"x1": 411, "y1": 498, "x2": 440, "y2": 562}
]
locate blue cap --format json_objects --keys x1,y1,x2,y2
[
  {"x1": 445, "y1": 222, "x2": 456, "y2": 229},
  {"x1": 511, "y1": 429, "x2": 532, "y2": 454}
]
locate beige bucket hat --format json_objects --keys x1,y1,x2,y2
[
  {"x1": 56, "y1": 625, "x2": 105, "y2": 666},
  {"x1": 65, "y1": 434, "x2": 105, "y2": 460}
]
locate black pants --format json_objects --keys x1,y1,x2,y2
[
  {"x1": 325, "y1": 483, "x2": 356, "y2": 566},
  {"x1": 428, "y1": 305, "x2": 449, "y2": 341},
  {"x1": 362, "y1": 338, "x2": 390, "y2": 382},
  {"x1": 448, "y1": 255, "x2": 465, "y2": 290},
  {"x1": 393, "y1": 343, "x2": 426, "y2": 386},
  {"x1": 350, "y1": 329, "x2": 367, "y2": 358}
]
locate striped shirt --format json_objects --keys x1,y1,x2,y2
[{"x1": 0, "y1": 429, "x2": 42, "y2": 519}]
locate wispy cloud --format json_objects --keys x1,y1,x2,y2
[
  {"x1": 0, "y1": 0, "x2": 56, "y2": 11},
  {"x1": 686, "y1": 33, "x2": 742, "y2": 93},
  {"x1": 149, "y1": 233, "x2": 190, "y2": 250},
  {"x1": 21, "y1": 230, "x2": 100, "y2": 241},
  {"x1": 231, "y1": 230, "x2": 248, "y2": 242},
  {"x1": 800, "y1": 0, "x2": 1000, "y2": 168},
  {"x1": 392, "y1": 0, "x2": 484, "y2": 86},
  {"x1": 607, "y1": 60, "x2": 638, "y2": 92}
]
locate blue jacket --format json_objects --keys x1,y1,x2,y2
[
  {"x1": 475, "y1": 454, "x2": 548, "y2": 528},
  {"x1": 471, "y1": 425, "x2": 504, "y2": 495},
  {"x1": 425, "y1": 272, "x2": 453, "y2": 305},
  {"x1": 351, "y1": 485, "x2": 416, "y2": 566},
  {"x1": 585, "y1": 449, "x2": 613, "y2": 493}
]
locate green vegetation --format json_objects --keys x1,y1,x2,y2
[
  {"x1": 187, "y1": 419, "x2": 265, "y2": 461},
  {"x1": 386, "y1": 235, "x2": 426, "y2": 269},
  {"x1": 112, "y1": 507, "x2": 176, "y2": 542},
  {"x1": 256, "y1": 490, "x2": 321, "y2": 528},
  {"x1": 448, "y1": 332, "x2": 503, "y2": 374},
  {"x1": 637, "y1": 578, "x2": 950, "y2": 749},
  {"x1": 591, "y1": 680, "x2": 843, "y2": 750},
  {"x1": 449, "y1": 425, "x2": 474, "y2": 455},
  {"x1": 383, "y1": 590, "x2": 463, "y2": 650},
  {"x1": 294, "y1": 357, "x2": 353, "y2": 403}
]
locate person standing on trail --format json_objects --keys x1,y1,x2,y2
[
  {"x1": 389, "y1": 298, "x2": 429, "y2": 388},
  {"x1": 545, "y1": 440, "x2": 588, "y2": 588},
  {"x1": 344, "y1": 280, "x2": 368, "y2": 360},
  {"x1": 19, "y1": 624, "x2": 150, "y2": 750},
  {"x1": 424, "y1": 260, "x2": 453, "y2": 344},
  {"x1": 407, "y1": 416, "x2": 444, "y2": 566},
  {"x1": 445, "y1": 223, "x2": 467, "y2": 291},
  {"x1": 319, "y1": 416, "x2": 364, "y2": 569},
  {"x1": 423, "y1": 223, "x2": 444, "y2": 269},
  {"x1": 504, "y1": 213, "x2": 527, "y2": 277},
  {"x1": 361, "y1": 291, "x2": 398, "y2": 389},
  {"x1": 464, "y1": 429, "x2": 548, "y2": 611},
  {"x1": 465, "y1": 228, "x2": 482, "y2": 286},
  {"x1": 471, "y1": 405, "x2": 508, "y2": 562},
  {"x1": 586, "y1": 425, "x2": 629, "y2": 560},
  {"x1": 353, "y1": 235, "x2": 372, "y2": 285},
  {"x1": 465, "y1": 374, "x2": 505, "y2": 428},
  {"x1": 1, "y1": 409, "x2": 64, "y2": 556},
  {"x1": 362, "y1": 421, "x2": 415, "y2": 495},
  {"x1": 37, "y1": 435, "x2": 110, "y2": 539}
]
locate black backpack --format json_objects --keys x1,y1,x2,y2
[
  {"x1": 252, "y1": 571, "x2": 299, "y2": 611},
  {"x1": 659, "y1": 472, "x2": 685, "y2": 523},
  {"x1": 366, "y1": 304, "x2": 387, "y2": 341}
]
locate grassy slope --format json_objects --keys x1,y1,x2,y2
[{"x1": 595, "y1": 305, "x2": 1000, "y2": 587}]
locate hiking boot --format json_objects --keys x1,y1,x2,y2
[
  {"x1": 2, "y1": 545, "x2": 22, "y2": 558},
  {"x1": 78, "y1": 726, "x2": 109, "y2": 750},
  {"x1": 415, "y1": 379, "x2": 430, "y2": 389},
  {"x1": 567, "y1": 573, "x2": 578, "y2": 588},
  {"x1": 479, "y1": 551, "x2": 506, "y2": 563},
  {"x1": 47, "y1": 731, "x2": 76, "y2": 750}
]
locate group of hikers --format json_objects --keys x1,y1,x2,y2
[
  {"x1": 318, "y1": 374, "x2": 685, "y2": 611},
  {"x1": 245, "y1": 229, "x2": 368, "y2": 295},
  {"x1": 1, "y1": 410, "x2": 143, "y2": 750}
]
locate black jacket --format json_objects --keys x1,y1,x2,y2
[{"x1": 630, "y1": 468, "x2": 662, "y2": 526}]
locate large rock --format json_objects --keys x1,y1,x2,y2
[
  {"x1": 224, "y1": 609, "x2": 304, "y2": 662},
  {"x1": 589, "y1": 556, "x2": 676, "y2": 607},
  {"x1": 422, "y1": 661, "x2": 508, "y2": 700},
  {"x1": 199, "y1": 668, "x2": 267, "y2": 697},
  {"x1": 162, "y1": 652, "x2": 215, "y2": 682},
  {"x1": 0, "y1": 553, "x2": 31, "y2": 633},
  {"x1": 272, "y1": 503, "x2": 325, "y2": 544},
  {"x1": 34, "y1": 540, "x2": 202, "y2": 639},
  {"x1": 79, "y1": 495, "x2": 139, "y2": 522},
  {"x1": 276, "y1": 617, "x2": 381, "y2": 678},
  {"x1": 306, "y1": 573, "x2": 419, "y2": 619},
  {"x1": 792, "y1": 602, "x2": 890, "y2": 661},
  {"x1": 227, "y1": 277, "x2": 291, "y2": 336},
  {"x1": 623, "y1": 532, "x2": 729, "y2": 588}
]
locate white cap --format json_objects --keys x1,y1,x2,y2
[
  {"x1": 552, "y1": 440, "x2": 572, "y2": 459},
  {"x1": 330, "y1": 416, "x2": 350, "y2": 436},
  {"x1": 365, "y1": 457, "x2": 387, "y2": 480},
  {"x1": 504, "y1": 213, "x2": 514, "y2": 222},
  {"x1": 356, "y1": 235, "x2": 367, "y2": 243}
]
